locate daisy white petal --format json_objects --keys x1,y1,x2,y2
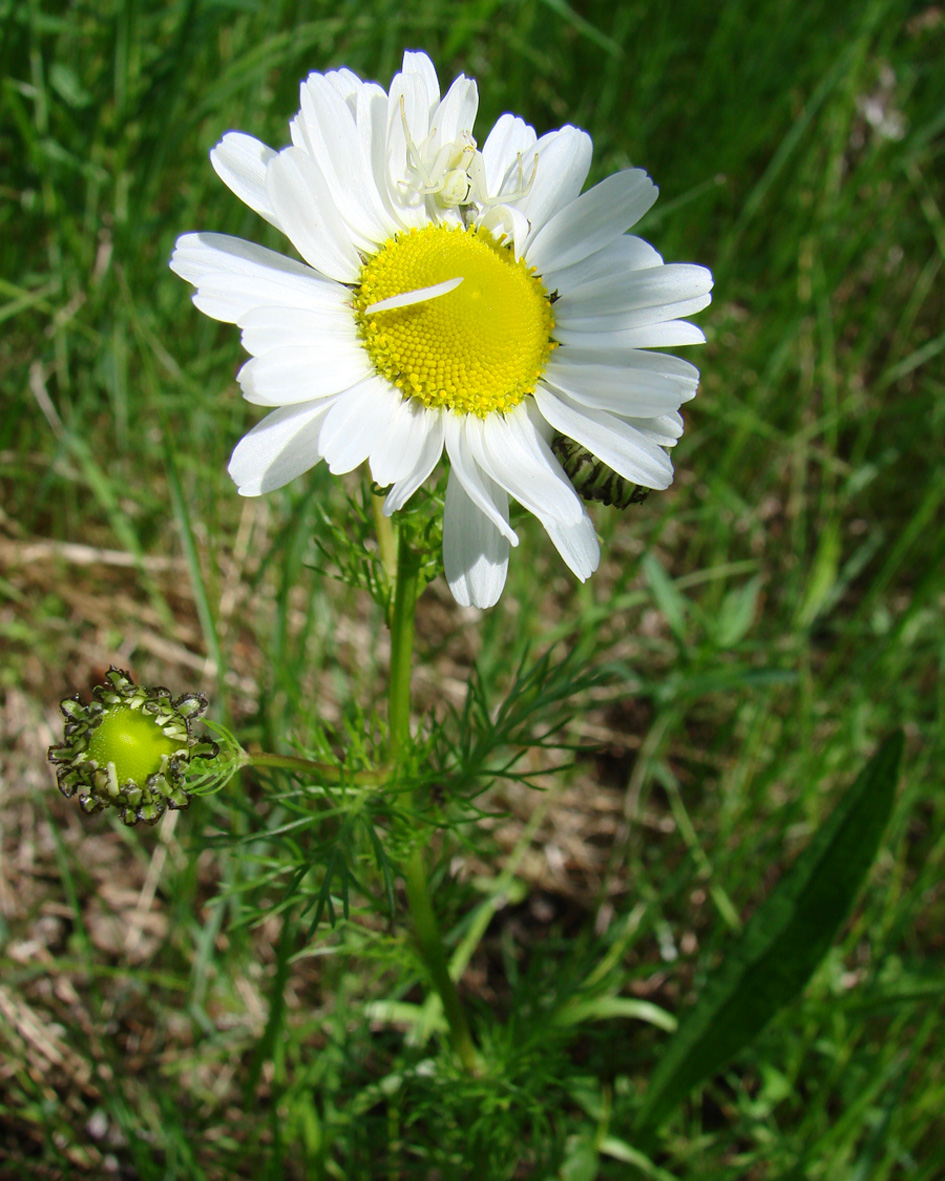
[
  {"x1": 357, "y1": 81, "x2": 409, "y2": 228},
  {"x1": 526, "y1": 169, "x2": 658, "y2": 273},
  {"x1": 468, "y1": 410, "x2": 584, "y2": 526},
  {"x1": 369, "y1": 399, "x2": 441, "y2": 489},
  {"x1": 228, "y1": 400, "x2": 337, "y2": 496},
  {"x1": 552, "y1": 346, "x2": 701, "y2": 388},
  {"x1": 386, "y1": 51, "x2": 442, "y2": 206},
  {"x1": 400, "y1": 51, "x2": 441, "y2": 117},
  {"x1": 236, "y1": 344, "x2": 370, "y2": 407},
  {"x1": 556, "y1": 262, "x2": 714, "y2": 322},
  {"x1": 544, "y1": 358, "x2": 693, "y2": 418},
  {"x1": 557, "y1": 321, "x2": 704, "y2": 351},
  {"x1": 554, "y1": 320, "x2": 707, "y2": 349},
  {"x1": 501, "y1": 403, "x2": 600, "y2": 579},
  {"x1": 429, "y1": 73, "x2": 479, "y2": 154},
  {"x1": 443, "y1": 416, "x2": 519, "y2": 545},
  {"x1": 210, "y1": 133, "x2": 281, "y2": 229},
  {"x1": 519, "y1": 126, "x2": 593, "y2": 245},
  {"x1": 237, "y1": 304, "x2": 360, "y2": 356},
  {"x1": 557, "y1": 292, "x2": 713, "y2": 335},
  {"x1": 470, "y1": 407, "x2": 600, "y2": 581},
  {"x1": 384, "y1": 410, "x2": 445, "y2": 514},
  {"x1": 324, "y1": 67, "x2": 365, "y2": 106},
  {"x1": 297, "y1": 71, "x2": 399, "y2": 243},
  {"x1": 265, "y1": 147, "x2": 364, "y2": 281},
  {"x1": 443, "y1": 468, "x2": 510, "y2": 609},
  {"x1": 535, "y1": 385, "x2": 675, "y2": 490},
  {"x1": 170, "y1": 232, "x2": 348, "y2": 323},
  {"x1": 481, "y1": 113, "x2": 538, "y2": 194},
  {"x1": 318, "y1": 378, "x2": 404, "y2": 475},
  {"x1": 363, "y1": 277, "x2": 462, "y2": 314},
  {"x1": 624, "y1": 411, "x2": 686, "y2": 448},
  {"x1": 477, "y1": 204, "x2": 530, "y2": 256},
  {"x1": 541, "y1": 235, "x2": 663, "y2": 288}
]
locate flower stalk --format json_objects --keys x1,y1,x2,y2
[{"x1": 387, "y1": 517, "x2": 479, "y2": 1073}]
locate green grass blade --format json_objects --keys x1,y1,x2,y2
[{"x1": 636, "y1": 730, "x2": 905, "y2": 1133}]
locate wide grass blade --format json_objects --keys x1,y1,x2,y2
[{"x1": 636, "y1": 730, "x2": 905, "y2": 1133}]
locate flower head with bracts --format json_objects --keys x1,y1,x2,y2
[
  {"x1": 48, "y1": 668, "x2": 218, "y2": 826},
  {"x1": 171, "y1": 51, "x2": 712, "y2": 607}
]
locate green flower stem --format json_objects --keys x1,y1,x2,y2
[
  {"x1": 372, "y1": 490, "x2": 398, "y2": 588},
  {"x1": 387, "y1": 519, "x2": 479, "y2": 1074},
  {"x1": 388, "y1": 521, "x2": 420, "y2": 763},
  {"x1": 402, "y1": 846, "x2": 480, "y2": 1072}
]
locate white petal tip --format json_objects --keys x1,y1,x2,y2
[{"x1": 449, "y1": 577, "x2": 506, "y2": 610}]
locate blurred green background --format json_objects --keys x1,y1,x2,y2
[{"x1": 2, "y1": 0, "x2": 943, "y2": 1177}]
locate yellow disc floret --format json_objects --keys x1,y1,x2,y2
[{"x1": 355, "y1": 224, "x2": 555, "y2": 416}]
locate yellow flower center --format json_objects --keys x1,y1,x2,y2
[
  {"x1": 355, "y1": 224, "x2": 555, "y2": 416},
  {"x1": 87, "y1": 704, "x2": 181, "y2": 784}
]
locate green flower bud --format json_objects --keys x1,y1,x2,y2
[{"x1": 48, "y1": 667, "x2": 219, "y2": 826}]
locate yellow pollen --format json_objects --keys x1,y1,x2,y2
[{"x1": 354, "y1": 224, "x2": 555, "y2": 416}]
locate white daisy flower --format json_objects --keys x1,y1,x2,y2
[{"x1": 170, "y1": 50, "x2": 712, "y2": 609}]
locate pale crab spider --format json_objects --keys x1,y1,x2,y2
[{"x1": 400, "y1": 97, "x2": 538, "y2": 215}]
